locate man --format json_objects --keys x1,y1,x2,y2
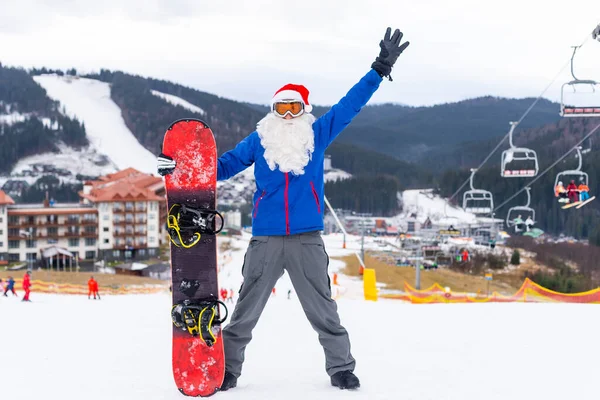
[
  {"x1": 3, "y1": 276, "x2": 16, "y2": 296},
  {"x1": 88, "y1": 276, "x2": 100, "y2": 300},
  {"x1": 216, "y1": 27, "x2": 409, "y2": 391},
  {"x1": 566, "y1": 180, "x2": 579, "y2": 204},
  {"x1": 22, "y1": 271, "x2": 31, "y2": 302},
  {"x1": 554, "y1": 181, "x2": 568, "y2": 203},
  {"x1": 578, "y1": 178, "x2": 590, "y2": 202}
]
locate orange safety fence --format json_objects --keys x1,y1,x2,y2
[
  {"x1": 379, "y1": 278, "x2": 600, "y2": 304},
  {"x1": 4, "y1": 279, "x2": 168, "y2": 296}
]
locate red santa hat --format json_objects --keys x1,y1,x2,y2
[{"x1": 271, "y1": 83, "x2": 313, "y2": 113}]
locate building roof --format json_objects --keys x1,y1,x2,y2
[
  {"x1": 80, "y1": 168, "x2": 165, "y2": 203},
  {"x1": 0, "y1": 190, "x2": 15, "y2": 205}
]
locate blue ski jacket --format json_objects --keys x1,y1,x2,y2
[{"x1": 217, "y1": 69, "x2": 382, "y2": 236}]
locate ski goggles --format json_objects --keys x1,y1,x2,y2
[{"x1": 273, "y1": 101, "x2": 305, "y2": 118}]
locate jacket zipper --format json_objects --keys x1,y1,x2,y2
[
  {"x1": 253, "y1": 190, "x2": 266, "y2": 218},
  {"x1": 285, "y1": 173, "x2": 290, "y2": 235},
  {"x1": 310, "y1": 181, "x2": 321, "y2": 213}
]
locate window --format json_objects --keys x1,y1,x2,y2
[
  {"x1": 148, "y1": 248, "x2": 156, "y2": 256},
  {"x1": 149, "y1": 213, "x2": 155, "y2": 220},
  {"x1": 26, "y1": 240, "x2": 36, "y2": 248},
  {"x1": 85, "y1": 238, "x2": 96, "y2": 246},
  {"x1": 8, "y1": 228, "x2": 19, "y2": 236},
  {"x1": 100, "y1": 203, "x2": 109, "y2": 212},
  {"x1": 149, "y1": 225, "x2": 155, "y2": 231},
  {"x1": 85, "y1": 251, "x2": 96, "y2": 260},
  {"x1": 26, "y1": 253, "x2": 36, "y2": 261},
  {"x1": 125, "y1": 202, "x2": 134, "y2": 211},
  {"x1": 103, "y1": 227, "x2": 109, "y2": 232},
  {"x1": 47, "y1": 239, "x2": 58, "y2": 244},
  {"x1": 8, "y1": 216, "x2": 18, "y2": 224},
  {"x1": 149, "y1": 236, "x2": 156, "y2": 244},
  {"x1": 0, "y1": 229, "x2": 3, "y2": 235},
  {"x1": 8, "y1": 240, "x2": 19, "y2": 249},
  {"x1": 103, "y1": 215, "x2": 109, "y2": 221},
  {"x1": 124, "y1": 250, "x2": 132, "y2": 259},
  {"x1": 0, "y1": 217, "x2": 3, "y2": 223},
  {"x1": 112, "y1": 250, "x2": 120, "y2": 257},
  {"x1": 68, "y1": 238, "x2": 80, "y2": 247},
  {"x1": 9, "y1": 254, "x2": 19, "y2": 262},
  {"x1": 103, "y1": 239, "x2": 109, "y2": 244},
  {"x1": 125, "y1": 213, "x2": 134, "y2": 222},
  {"x1": 85, "y1": 225, "x2": 96, "y2": 233},
  {"x1": 47, "y1": 227, "x2": 58, "y2": 235},
  {"x1": 138, "y1": 249, "x2": 146, "y2": 257},
  {"x1": 0, "y1": 241, "x2": 3, "y2": 247}
]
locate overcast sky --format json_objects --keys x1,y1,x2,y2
[{"x1": 2, "y1": 0, "x2": 600, "y2": 107}]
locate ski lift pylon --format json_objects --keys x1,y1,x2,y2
[
  {"x1": 554, "y1": 146, "x2": 588, "y2": 193},
  {"x1": 463, "y1": 168, "x2": 494, "y2": 214},
  {"x1": 500, "y1": 121, "x2": 539, "y2": 177},
  {"x1": 560, "y1": 46, "x2": 600, "y2": 117},
  {"x1": 506, "y1": 187, "x2": 536, "y2": 228}
]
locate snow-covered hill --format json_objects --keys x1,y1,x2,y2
[
  {"x1": 34, "y1": 74, "x2": 157, "y2": 174},
  {"x1": 397, "y1": 189, "x2": 478, "y2": 225},
  {"x1": 151, "y1": 90, "x2": 206, "y2": 115}
]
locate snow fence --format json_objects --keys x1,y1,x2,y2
[{"x1": 379, "y1": 278, "x2": 600, "y2": 304}]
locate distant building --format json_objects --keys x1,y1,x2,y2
[{"x1": 0, "y1": 168, "x2": 167, "y2": 265}]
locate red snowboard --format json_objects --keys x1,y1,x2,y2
[{"x1": 162, "y1": 119, "x2": 225, "y2": 397}]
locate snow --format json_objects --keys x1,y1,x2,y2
[
  {"x1": 0, "y1": 112, "x2": 27, "y2": 125},
  {"x1": 33, "y1": 74, "x2": 157, "y2": 174},
  {"x1": 324, "y1": 168, "x2": 352, "y2": 183},
  {"x1": 397, "y1": 189, "x2": 479, "y2": 225},
  {"x1": 1, "y1": 232, "x2": 598, "y2": 400},
  {"x1": 151, "y1": 90, "x2": 205, "y2": 116},
  {"x1": 5, "y1": 142, "x2": 117, "y2": 185}
]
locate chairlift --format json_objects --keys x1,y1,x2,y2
[
  {"x1": 553, "y1": 146, "x2": 588, "y2": 193},
  {"x1": 463, "y1": 168, "x2": 494, "y2": 214},
  {"x1": 560, "y1": 46, "x2": 600, "y2": 117},
  {"x1": 506, "y1": 187, "x2": 536, "y2": 229},
  {"x1": 500, "y1": 121, "x2": 539, "y2": 177}
]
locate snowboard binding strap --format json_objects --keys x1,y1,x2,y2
[
  {"x1": 157, "y1": 153, "x2": 176, "y2": 176},
  {"x1": 167, "y1": 204, "x2": 224, "y2": 248},
  {"x1": 171, "y1": 300, "x2": 229, "y2": 346}
]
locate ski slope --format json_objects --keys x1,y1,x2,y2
[
  {"x1": 33, "y1": 75, "x2": 157, "y2": 174},
  {"x1": 151, "y1": 90, "x2": 206, "y2": 115},
  {"x1": 2, "y1": 233, "x2": 598, "y2": 400}
]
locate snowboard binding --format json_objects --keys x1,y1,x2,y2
[
  {"x1": 171, "y1": 300, "x2": 229, "y2": 346},
  {"x1": 157, "y1": 153, "x2": 176, "y2": 176},
  {"x1": 167, "y1": 204, "x2": 224, "y2": 248}
]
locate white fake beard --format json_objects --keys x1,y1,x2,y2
[{"x1": 256, "y1": 112, "x2": 316, "y2": 175}]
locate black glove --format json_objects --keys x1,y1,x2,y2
[
  {"x1": 593, "y1": 24, "x2": 600, "y2": 41},
  {"x1": 371, "y1": 27, "x2": 410, "y2": 81}
]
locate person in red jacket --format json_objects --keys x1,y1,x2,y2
[
  {"x1": 22, "y1": 271, "x2": 31, "y2": 302},
  {"x1": 88, "y1": 276, "x2": 100, "y2": 300},
  {"x1": 566, "y1": 180, "x2": 579, "y2": 204}
]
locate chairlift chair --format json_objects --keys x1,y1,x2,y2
[
  {"x1": 506, "y1": 187, "x2": 536, "y2": 228},
  {"x1": 500, "y1": 122, "x2": 539, "y2": 177},
  {"x1": 463, "y1": 169, "x2": 494, "y2": 214},
  {"x1": 560, "y1": 46, "x2": 600, "y2": 117},
  {"x1": 553, "y1": 146, "x2": 588, "y2": 194}
]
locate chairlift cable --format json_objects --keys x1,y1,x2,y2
[
  {"x1": 492, "y1": 121, "x2": 600, "y2": 212},
  {"x1": 448, "y1": 26, "x2": 597, "y2": 204}
]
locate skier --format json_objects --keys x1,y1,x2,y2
[
  {"x1": 215, "y1": 27, "x2": 410, "y2": 392},
  {"x1": 228, "y1": 288, "x2": 234, "y2": 304},
  {"x1": 525, "y1": 216, "x2": 534, "y2": 232},
  {"x1": 578, "y1": 178, "x2": 590, "y2": 202},
  {"x1": 3, "y1": 276, "x2": 16, "y2": 296},
  {"x1": 566, "y1": 180, "x2": 579, "y2": 204},
  {"x1": 22, "y1": 271, "x2": 31, "y2": 302},
  {"x1": 554, "y1": 181, "x2": 568, "y2": 203},
  {"x1": 88, "y1": 276, "x2": 100, "y2": 300},
  {"x1": 513, "y1": 214, "x2": 525, "y2": 232},
  {"x1": 287, "y1": 289, "x2": 292, "y2": 300},
  {"x1": 461, "y1": 249, "x2": 469, "y2": 262},
  {"x1": 0, "y1": 279, "x2": 4, "y2": 294}
]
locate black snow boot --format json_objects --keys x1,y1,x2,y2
[
  {"x1": 331, "y1": 370, "x2": 360, "y2": 390},
  {"x1": 219, "y1": 371, "x2": 237, "y2": 391}
]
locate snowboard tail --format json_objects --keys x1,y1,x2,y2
[{"x1": 162, "y1": 119, "x2": 225, "y2": 397}]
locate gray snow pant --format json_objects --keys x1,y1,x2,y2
[{"x1": 222, "y1": 231, "x2": 355, "y2": 378}]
